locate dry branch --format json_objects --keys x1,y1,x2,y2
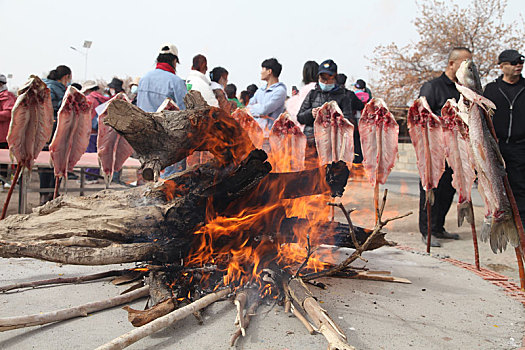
[
  {"x1": 96, "y1": 287, "x2": 232, "y2": 350},
  {"x1": 230, "y1": 296, "x2": 262, "y2": 346},
  {"x1": 0, "y1": 285, "x2": 149, "y2": 331},
  {"x1": 0, "y1": 269, "x2": 128, "y2": 292}
]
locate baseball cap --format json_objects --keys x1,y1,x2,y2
[
  {"x1": 318, "y1": 59, "x2": 337, "y2": 76},
  {"x1": 0, "y1": 74, "x2": 6, "y2": 84},
  {"x1": 159, "y1": 43, "x2": 180, "y2": 63},
  {"x1": 355, "y1": 79, "x2": 366, "y2": 89},
  {"x1": 81, "y1": 80, "x2": 98, "y2": 93},
  {"x1": 498, "y1": 49, "x2": 524, "y2": 64}
]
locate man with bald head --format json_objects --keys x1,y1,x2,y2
[
  {"x1": 417, "y1": 47, "x2": 472, "y2": 247},
  {"x1": 186, "y1": 54, "x2": 219, "y2": 107}
]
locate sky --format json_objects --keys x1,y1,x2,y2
[{"x1": 1, "y1": 0, "x2": 524, "y2": 94}]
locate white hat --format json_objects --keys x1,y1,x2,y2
[
  {"x1": 159, "y1": 43, "x2": 179, "y2": 62},
  {"x1": 81, "y1": 80, "x2": 98, "y2": 93}
]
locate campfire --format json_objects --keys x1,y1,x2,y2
[{"x1": 0, "y1": 92, "x2": 411, "y2": 350}]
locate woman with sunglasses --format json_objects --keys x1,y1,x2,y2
[{"x1": 484, "y1": 49, "x2": 525, "y2": 228}]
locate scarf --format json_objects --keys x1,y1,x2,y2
[{"x1": 156, "y1": 62, "x2": 176, "y2": 74}]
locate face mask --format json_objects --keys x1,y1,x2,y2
[
  {"x1": 319, "y1": 82, "x2": 335, "y2": 92},
  {"x1": 131, "y1": 85, "x2": 138, "y2": 94}
]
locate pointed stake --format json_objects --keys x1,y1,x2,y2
[
  {"x1": 468, "y1": 204, "x2": 480, "y2": 270},
  {"x1": 1, "y1": 163, "x2": 22, "y2": 220},
  {"x1": 426, "y1": 197, "x2": 432, "y2": 254},
  {"x1": 374, "y1": 182, "x2": 379, "y2": 224}
]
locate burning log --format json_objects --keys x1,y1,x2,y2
[{"x1": 103, "y1": 92, "x2": 254, "y2": 181}]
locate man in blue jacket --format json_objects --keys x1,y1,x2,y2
[
  {"x1": 137, "y1": 44, "x2": 187, "y2": 177},
  {"x1": 137, "y1": 43, "x2": 187, "y2": 112},
  {"x1": 247, "y1": 58, "x2": 287, "y2": 134}
]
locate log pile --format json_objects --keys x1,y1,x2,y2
[{"x1": 0, "y1": 94, "x2": 410, "y2": 349}]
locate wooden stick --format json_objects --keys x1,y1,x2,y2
[
  {"x1": 0, "y1": 269, "x2": 128, "y2": 292},
  {"x1": 53, "y1": 176, "x2": 60, "y2": 200},
  {"x1": 304, "y1": 190, "x2": 412, "y2": 281},
  {"x1": 328, "y1": 203, "x2": 359, "y2": 250},
  {"x1": 233, "y1": 290, "x2": 248, "y2": 335},
  {"x1": 96, "y1": 287, "x2": 231, "y2": 350},
  {"x1": 0, "y1": 285, "x2": 149, "y2": 331},
  {"x1": 288, "y1": 277, "x2": 354, "y2": 350},
  {"x1": 1, "y1": 163, "x2": 21, "y2": 220},
  {"x1": 123, "y1": 298, "x2": 176, "y2": 327},
  {"x1": 374, "y1": 183, "x2": 379, "y2": 224},
  {"x1": 349, "y1": 271, "x2": 411, "y2": 284},
  {"x1": 468, "y1": 203, "x2": 481, "y2": 270},
  {"x1": 291, "y1": 304, "x2": 315, "y2": 335},
  {"x1": 230, "y1": 297, "x2": 261, "y2": 346},
  {"x1": 426, "y1": 197, "x2": 432, "y2": 254}
]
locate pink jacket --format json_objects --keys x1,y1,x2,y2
[{"x1": 0, "y1": 89, "x2": 16, "y2": 143}]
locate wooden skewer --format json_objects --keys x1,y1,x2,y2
[
  {"x1": 468, "y1": 203, "x2": 481, "y2": 270},
  {"x1": 1, "y1": 163, "x2": 22, "y2": 220},
  {"x1": 53, "y1": 176, "x2": 60, "y2": 200},
  {"x1": 426, "y1": 197, "x2": 432, "y2": 253}
]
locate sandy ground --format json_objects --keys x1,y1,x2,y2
[{"x1": 0, "y1": 168, "x2": 524, "y2": 349}]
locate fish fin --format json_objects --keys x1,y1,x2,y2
[
  {"x1": 457, "y1": 201, "x2": 474, "y2": 227},
  {"x1": 490, "y1": 214, "x2": 519, "y2": 253},
  {"x1": 480, "y1": 215, "x2": 492, "y2": 243}
]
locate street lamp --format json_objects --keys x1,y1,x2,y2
[{"x1": 70, "y1": 40, "x2": 93, "y2": 80}]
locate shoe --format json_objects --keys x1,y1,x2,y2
[
  {"x1": 434, "y1": 229, "x2": 460, "y2": 240},
  {"x1": 421, "y1": 235, "x2": 441, "y2": 247}
]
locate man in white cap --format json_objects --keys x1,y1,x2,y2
[
  {"x1": 137, "y1": 43, "x2": 187, "y2": 112},
  {"x1": 0, "y1": 74, "x2": 16, "y2": 185}
]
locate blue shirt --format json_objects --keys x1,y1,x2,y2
[
  {"x1": 137, "y1": 69, "x2": 187, "y2": 112},
  {"x1": 247, "y1": 81, "x2": 287, "y2": 131}
]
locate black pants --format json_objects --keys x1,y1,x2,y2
[
  {"x1": 500, "y1": 142, "x2": 525, "y2": 227},
  {"x1": 418, "y1": 164, "x2": 456, "y2": 236}
]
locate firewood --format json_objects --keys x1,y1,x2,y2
[
  {"x1": 0, "y1": 269, "x2": 128, "y2": 292},
  {"x1": 95, "y1": 287, "x2": 232, "y2": 350},
  {"x1": 291, "y1": 303, "x2": 315, "y2": 335},
  {"x1": 0, "y1": 285, "x2": 149, "y2": 331},
  {"x1": 287, "y1": 277, "x2": 355, "y2": 350},
  {"x1": 230, "y1": 295, "x2": 261, "y2": 346},
  {"x1": 123, "y1": 298, "x2": 176, "y2": 327}
]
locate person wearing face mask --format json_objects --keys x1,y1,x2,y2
[
  {"x1": 107, "y1": 77, "x2": 125, "y2": 98},
  {"x1": 484, "y1": 49, "x2": 525, "y2": 229},
  {"x1": 210, "y1": 66, "x2": 235, "y2": 113},
  {"x1": 129, "y1": 77, "x2": 140, "y2": 105},
  {"x1": 41, "y1": 65, "x2": 72, "y2": 204},
  {"x1": 297, "y1": 59, "x2": 354, "y2": 164}
]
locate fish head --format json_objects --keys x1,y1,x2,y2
[{"x1": 456, "y1": 59, "x2": 482, "y2": 94}]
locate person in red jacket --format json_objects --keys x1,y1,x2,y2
[{"x1": 0, "y1": 74, "x2": 16, "y2": 185}]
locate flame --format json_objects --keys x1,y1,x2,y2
[{"x1": 158, "y1": 179, "x2": 189, "y2": 201}]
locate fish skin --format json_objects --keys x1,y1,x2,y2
[
  {"x1": 268, "y1": 112, "x2": 306, "y2": 172},
  {"x1": 441, "y1": 99, "x2": 476, "y2": 226},
  {"x1": 359, "y1": 98, "x2": 399, "y2": 185},
  {"x1": 456, "y1": 84, "x2": 519, "y2": 253},
  {"x1": 97, "y1": 92, "x2": 134, "y2": 185},
  {"x1": 456, "y1": 59, "x2": 483, "y2": 94},
  {"x1": 407, "y1": 97, "x2": 445, "y2": 204},
  {"x1": 7, "y1": 75, "x2": 54, "y2": 170},
  {"x1": 313, "y1": 101, "x2": 354, "y2": 166},
  {"x1": 49, "y1": 86, "x2": 92, "y2": 177},
  {"x1": 231, "y1": 108, "x2": 264, "y2": 149}
]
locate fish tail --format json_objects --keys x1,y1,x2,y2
[
  {"x1": 457, "y1": 201, "x2": 474, "y2": 227},
  {"x1": 489, "y1": 212, "x2": 519, "y2": 253}
]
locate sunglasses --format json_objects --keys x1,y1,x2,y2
[{"x1": 509, "y1": 58, "x2": 525, "y2": 65}]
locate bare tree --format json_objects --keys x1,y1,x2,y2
[{"x1": 369, "y1": 0, "x2": 524, "y2": 107}]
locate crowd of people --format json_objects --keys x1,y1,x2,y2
[{"x1": 1, "y1": 43, "x2": 524, "y2": 245}]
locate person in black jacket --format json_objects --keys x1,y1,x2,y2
[
  {"x1": 297, "y1": 59, "x2": 355, "y2": 165},
  {"x1": 418, "y1": 47, "x2": 472, "y2": 247},
  {"x1": 484, "y1": 49, "x2": 525, "y2": 226}
]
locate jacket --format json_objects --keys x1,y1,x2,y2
[
  {"x1": 186, "y1": 70, "x2": 219, "y2": 107},
  {"x1": 137, "y1": 68, "x2": 187, "y2": 112},
  {"x1": 0, "y1": 88, "x2": 16, "y2": 143},
  {"x1": 43, "y1": 78, "x2": 67, "y2": 118},
  {"x1": 484, "y1": 75, "x2": 525, "y2": 144},
  {"x1": 419, "y1": 73, "x2": 459, "y2": 116},
  {"x1": 297, "y1": 84, "x2": 355, "y2": 138},
  {"x1": 247, "y1": 82, "x2": 287, "y2": 132}
]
